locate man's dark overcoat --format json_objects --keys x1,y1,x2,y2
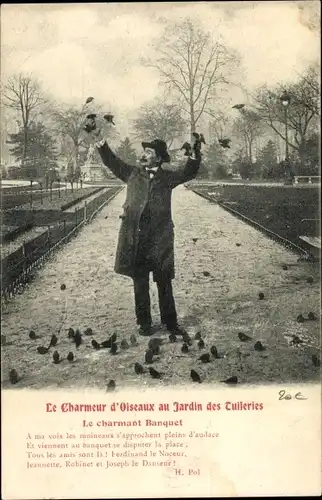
[{"x1": 97, "y1": 143, "x2": 201, "y2": 281}]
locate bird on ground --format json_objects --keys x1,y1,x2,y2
[
  {"x1": 221, "y1": 375, "x2": 238, "y2": 384},
  {"x1": 258, "y1": 292, "x2": 265, "y2": 300},
  {"x1": 130, "y1": 334, "x2": 138, "y2": 346},
  {"x1": 312, "y1": 355, "x2": 320, "y2": 367},
  {"x1": 104, "y1": 113, "x2": 115, "y2": 125},
  {"x1": 219, "y1": 138, "x2": 231, "y2": 149},
  {"x1": 67, "y1": 352, "x2": 74, "y2": 362},
  {"x1": 48, "y1": 334, "x2": 58, "y2": 348},
  {"x1": 232, "y1": 104, "x2": 245, "y2": 110},
  {"x1": 182, "y1": 333, "x2": 192, "y2": 346},
  {"x1": 192, "y1": 238, "x2": 198, "y2": 244},
  {"x1": 203, "y1": 271, "x2": 211, "y2": 277},
  {"x1": 73, "y1": 330, "x2": 82, "y2": 348},
  {"x1": 60, "y1": 284, "x2": 66, "y2": 291},
  {"x1": 254, "y1": 341, "x2": 266, "y2": 352},
  {"x1": 110, "y1": 343, "x2": 118, "y2": 355},
  {"x1": 148, "y1": 338, "x2": 164, "y2": 350},
  {"x1": 308, "y1": 311, "x2": 317, "y2": 321},
  {"x1": 85, "y1": 97, "x2": 94, "y2": 104},
  {"x1": 190, "y1": 369, "x2": 202, "y2": 383},
  {"x1": 236, "y1": 242, "x2": 241, "y2": 247},
  {"x1": 282, "y1": 264, "x2": 288, "y2": 270},
  {"x1": 84, "y1": 328, "x2": 93, "y2": 336},
  {"x1": 181, "y1": 343, "x2": 189, "y2": 354},
  {"x1": 307, "y1": 276, "x2": 314, "y2": 284},
  {"x1": 149, "y1": 367, "x2": 161, "y2": 379},
  {"x1": 53, "y1": 351, "x2": 60, "y2": 364},
  {"x1": 101, "y1": 333, "x2": 117, "y2": 348},
  {"x1": 199, "y1": 353, "x2": 211, "y2": 363},
  {"x1": 92, "y1": 339, "x2": 100, "y2": 350},
  {"x1": 29, "y1": 331, "x2": 37, "y2": 340},
  {"x1": 296, "y1": 314, "x2": 305, "y2": 323},
  {"x1": 37, "y1": 346, "x2": 49, "y2": 354},
  {"x1": 197, "y1": 339, "x2": 205, "y2": 349},
  {"x1": 210, "y1": 345, "x2": 220, "y2": 359},
  {"x1": 1, "y1": 335, "x2": 6, "y2": 345},
  {"x1": 290, "y1": 335, "x2": 303, "y2": 346},
  {"x1": 152, "y1": 345, "x2": 160, "y2": 355},
  {"x1": 68, "y1": 328, "x2": 75, "y2": 339},
  {"x1": 120, "y1": 339, "x2": 130, "y2": 350},
  {"x1": 194, "y1": 332, "x2": 202, "y2": 340},
  {"x1": 107, "y1": 380, "x2": 116, "y2": 391},
  {"x1": 169, "y1": 333, "x2": 177, "y2": 343},
  {"x1": 134, "y1": 362, "x2": 144, "y2": 375},
  {"x1": 9, "y1": 369, "x2": 19, "y2": 384},
  {"x1": 238, "y1": 332, "x2": 252, "y2": 342},
  {"x1": 145, "y1": 349, "x2": 154, "y2": 364}
]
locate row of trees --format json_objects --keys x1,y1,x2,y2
[{"x1": 1, "y1": 17, "x2": 320, "y2": 182}]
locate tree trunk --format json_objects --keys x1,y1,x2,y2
[{"x1": 190, "y1": 100, "x2": 196, "y2": 143}]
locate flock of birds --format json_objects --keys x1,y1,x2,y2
[{"x1": 4, "y1": 280, "x2": 319, "y2": 388}]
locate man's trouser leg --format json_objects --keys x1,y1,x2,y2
[
  {"x1": 133, "y1": 273, "x2": 152, "y2": 329},
  {"x1": 156, "y1": 278, "x2": 178, "y2": 329}
]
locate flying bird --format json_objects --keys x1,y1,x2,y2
[
  {"x1": 232, "y1": 104, "x2": 245, "y2": 110},
  {"x1": 149, "y1": 367, "x2": 161, "y2": 379},
  {"x1": 221, "y1": 376, "x2": 238, "y2": 384},
  {"x1": 190, "y1": 369, "x2": 201, "y2": 383},
  {"x1": 107, "y1": 380, "x2": 116, "y2": 392},
  {"x1": 134, "y1": 362, "x2": 144, "y2": 375},
  {"x1": 104, "y1": 113, "x2": 115, "y2": 125},
  {"x1": 67, "y1": 352, "x2": 74, "y2": 362},
  {"x1": 9, "y1": 369, "x2": 19, "y2": 384},
  {"x1": 85, "y1": 96, "x2": 94, "y2": 104},
  {"x1": 218, "y1": 138, "x2": 231, "y2": 149}
]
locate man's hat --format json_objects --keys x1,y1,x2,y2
[{"x1": 141, "y1": 139, "x2": 170, "y2": 163}]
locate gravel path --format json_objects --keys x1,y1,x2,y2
[{"x1": 1, "y1": 185, "x2": 320, "y2": 390}]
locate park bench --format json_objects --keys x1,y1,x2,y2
[{"x1": 294, "y1": 176, "x2": 320, "y2": 184}]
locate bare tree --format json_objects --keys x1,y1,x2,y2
[
  {"x1": 232, "y1": 109, "x2": 263, "y2": 163},
  {"x1": 132, "y1": 98, "x2": 186, "y2": 148},
  {"x1": 143, "y1": 18, "x2": 239, "y2": 139},
  {"x1": 2, "y1": 73, "x2": 45, "y2": 165}
]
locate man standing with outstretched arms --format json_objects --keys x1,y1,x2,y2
[{"x1": 84, "y1": 114, "x2": 202, "y2": 338}]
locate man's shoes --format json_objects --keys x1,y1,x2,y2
[
  {"x1": 166, "y1": 324, "x2": 187, "y2": 336},
  {"x1": 138, "y1": 324, "x2": 153, "y2": 336}
]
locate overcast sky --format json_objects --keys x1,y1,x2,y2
[{"x1": 1, "y1": 1, "x2": 320, "y2": 138}]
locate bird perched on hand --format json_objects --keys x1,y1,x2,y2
[
  {"x1": 221, "y1": 375, "x2": 238, "y2": 384},
  {"x1": 198, "y1": 339, "x2": 205, "y2": 350},
  {"x1": 190, "y1": 369, "x2": 201, "y2": 383},
  {"x1": 92, "y1": 339, "x2": 100, "y2": 350},
  {"x1": 53, "y1": 351, "x2": 60, "y2": 364},
  {"x1": 104, "y1": 113, "x2": 115, "y2": 125},
  {"x1": 199, "y1": 353, "x2": 211, "y2": 363},
  {"x1": 73, "y1": 330, "x2": 82, "y2": 348},
  {"x1": 48, "y1": 334, "x2": 58, "y2": 348},
  {"x1": 219, "y1": 138, "x2": 231, "y2": 149},
  {"x1": 107, "y1": 380, "x2": 116, "y2": 391},
  {"x1": 145, "y1": 349, "x2": 154, "y2": 364},
  {"x1": 110, "y1": 343, "x2": 118, "y2": 355},
  {"x1": 232, "y1": 104, "x2": 245, "y2": 110},
  {"x1": 67, "y1": 352, "x2": 74, "y2": 362},
  {"x1": 120, "y1": 339, "x2": 130, "y2": 350},
  {"x1": 149, "y1": 367, "x2": 161, "y2": 379},
  {"x1": 37, "y1": 346, "x2": 49, "y2": 354},
  {"x1": 134, "y1": 362, "x2": 144, "y2": 375},
  {"x1": 9, "y1": 369, "x2": 19, "y2": 384},
  {"x1": 238, "y1": 332, "x2": 252, "y2": 342}
]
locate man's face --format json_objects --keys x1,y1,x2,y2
[{"x1": 140, "y1": 147, "x2": 159, "y2": 168}]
